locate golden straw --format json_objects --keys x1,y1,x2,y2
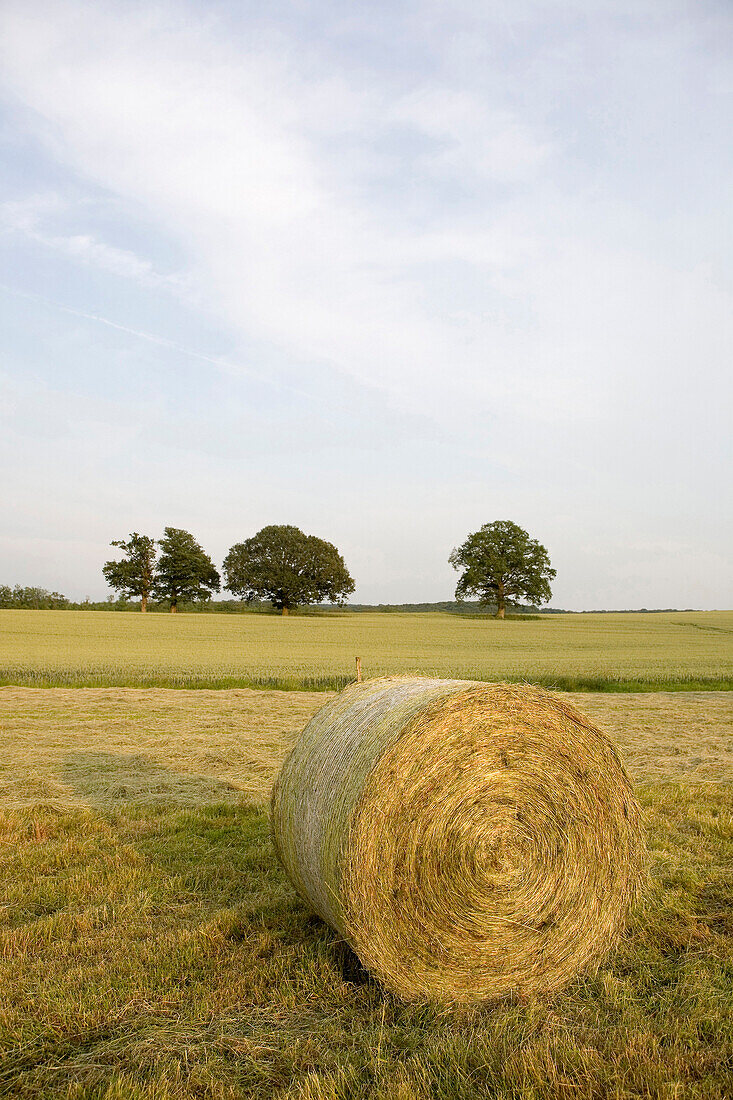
[{"x1": 271, "y1": 676, "x2": 646, "y2": 1002}]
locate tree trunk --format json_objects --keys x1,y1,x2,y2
[
  {"x1": 141, "y1": 595, "x2": 148, "y2": 613},
  {"x1": 281, "y1": 606, "x2": 289, "y2": 616},
  {"x1": 170, "y1": 600, "x2": 177, "y2": 614},
  {"x1": 496, "y1": 582, "x2": 505, "y2": 619}
]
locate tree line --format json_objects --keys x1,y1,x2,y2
[
  {"x1": 0, "y1": 585, "x2": 71, "y2": 610},
  {"x1": 102, "y1": 525, "x2": 356, "y2": 614},
  {"x1": 101, "y1": 520, "x2": 555, "y2": 618},
  {"x1": 0, "y1": 521, "x2": 557, "y2": 619}
]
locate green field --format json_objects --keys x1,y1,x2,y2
[
  {"x1": 1, "y1": 609, "x2": 731, "y2": 692},
  {"x1": 1, "y1": 686, "x2": 731, "y2": 1099}
]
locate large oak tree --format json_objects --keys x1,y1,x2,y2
[
  {"x1": 449, "y1": 520, "x2": 556, "y2": 619},
  {"x1": 223, "y1": 525, "x2": 355, "y2": 614},
  {"x1": 102, "y1": 532, "x2": 157, "y2": 612},
  {"x1": 153, "y1": 527, "x2": 220, "y2": 612}
]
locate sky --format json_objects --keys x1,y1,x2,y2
[{"x1": 0, "y1": 0, "x2": 731, "y2": 608}]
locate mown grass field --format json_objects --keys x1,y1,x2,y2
[
  {"x1": 1, "y1": 686, "x2": 732, "y2": 1099},
  {"x1": 1, "y1": 609, "x2": 732, "y2": 692}
]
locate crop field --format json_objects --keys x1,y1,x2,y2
[
  {"x1": 1, "y1": 686, "x2": 732, "y2": 1099},
  {"x1": 1, "y1": 608, "x2": 732, "y2": 692}
]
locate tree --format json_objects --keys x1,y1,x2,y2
[
  {"x1": 0, "y1": 585, "x2": 69, "y2": 609},
  {"x1": 103, "y1": 533, "x2": 157, "y2": 611},
  {"x1": 223, "y1": 525, "x2": 355, "y2": 614},
  {"x1": 449, "y1": 520, "x2": 556, "y2": 619},
  {"x1": 153, "y1": 527, "x2": 220, "y2": 612}
]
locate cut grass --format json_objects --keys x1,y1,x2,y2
[
  {"x1": 1, "y1": 687, "x2": 731, "y2": 810},
  {"x1": 0, "y1": 787, "x2": 731, "y2": 1099},
  {"x1": 1, "y1": 609, "x2": 732, "y2": 692},
  {"x1": 1, "y1": 687, "x2": 732, "y2": 1096}
]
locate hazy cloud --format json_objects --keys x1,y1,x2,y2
[{"x1": 0, "y1": 0, "x2": 731, "y2": 606}]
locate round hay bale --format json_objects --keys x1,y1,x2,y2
[{"x1": 271, "y1": 676, "x2": 646, "y2": 1002}]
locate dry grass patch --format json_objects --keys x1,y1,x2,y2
[
  {"x1": 0, "y1": 687, "x2": 730, "y2": 812},
  {"x1": 0, "y1": 787, "x2": 731, "y2": 1099},
  {"x1": 0, "y1": 687, "x2": 323, "y2": 810},
  {"x1": 0, "y1": 686, "x2": 731, "y2": 1098}
]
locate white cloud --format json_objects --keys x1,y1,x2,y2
[
  {"x1": 0, "y1": 0, "x2": 730, "y2": 606},
  {"x1": 0, "y1": 193, "x2": 186, "y2": 291},
  {"x1": 0, "y1": 1, "x2": 558, "y2": 419},
  {"x1": 392, "y1": 88, "x2": 553, "y2": 182}
]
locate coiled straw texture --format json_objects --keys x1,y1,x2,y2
[{"x1": 271, "y1": 677, "x2": 646, "y2": 1002}]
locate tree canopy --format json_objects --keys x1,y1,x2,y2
[
  {"x1": 449, "y1": 520, "x2": 556, "y2": 619},
  {"x1": 0, "y1": 585, "x2": 69, "y2": 610},
  {"x1": 223, "y1": 525, "x2": 355, "y2": 614},
  {"x1": 102, "y1": 532, "x2": 157, "y2": 611},
  {"x1": 153, "y1": 527, "x2": 220, "y2": 612}
]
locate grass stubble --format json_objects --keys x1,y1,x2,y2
[{"x1": 0, "y1": 686, "x2": 731, "y2": 1098}]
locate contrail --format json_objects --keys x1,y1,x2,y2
[{"x1": 0, "y1": 282, "x2": 314, "y2": 401}]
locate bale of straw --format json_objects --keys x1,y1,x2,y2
[{"x1": 271, "y1": 676, "x2": 646, "y2": 1002}]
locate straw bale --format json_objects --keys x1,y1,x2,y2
[{"x1": 271, "y1": 676, "x2": 646, "y2": 1002}]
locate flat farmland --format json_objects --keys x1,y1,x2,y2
[
  {"x1": 2, "y1": 608, "x2": 732, "y2": 1096},
  {"x1": 1, "y1": 686, "x2": 731, "y2": 1099},
  {"x1": 1, "y1": 686, "x2": 732, "y2": 809},
  {"x1": 1, "y1": 608, "x2": 732, "y2": 691}
]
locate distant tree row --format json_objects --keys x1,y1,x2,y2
[
  {"x1": 102, "y1": 520, "x2": 555, "y2": 618},
  {"x1": 103, "y1": 529, "x2": 218, "y2": 613},
  {"x1": 0, "y1": 585, "x2": 70, "y2": 610},
  {"x1": 4, "y1": 522, "x2": 556, "y2": 618},
  {"x1": 103, "y1": 525, "x2": 356, "y2": 614}
]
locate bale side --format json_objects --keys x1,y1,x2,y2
[{"x1": 271, "y1": 676, "x2": 473, "y2": 932}]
